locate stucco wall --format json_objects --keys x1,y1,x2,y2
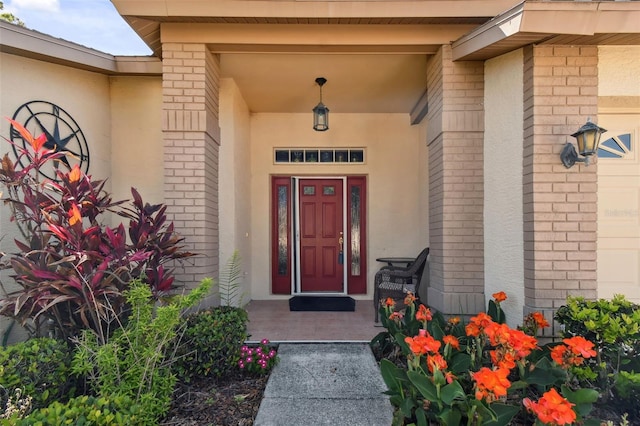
[
  {"x1": 597, "y1": 46, "x2": 640, "y2": 302},
  {"x1": 484, "y1": 49, "x2": 525, "y2": 327},
  {"x1": 110, "y1": 76, "x2": 164, "y2": 208},
  {"x1": 219, "y1": 78, "x2": 253, "y2": 306},
  {"x1": 249, "y1": 113, "x2": 427, "y2": 300},
  {"x1": 0, "y1": 54, "x2": 112, "y2": 187},
  {"x1": 0, "y1": 53, "x2": 112, "y2": 343},
  {"x1": 599, "y1": 46, "x2": 640, "y2": 97}
]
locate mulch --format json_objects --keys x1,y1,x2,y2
[{"x1": 160, "y1": 372, "x2": 270, "y2": 426}]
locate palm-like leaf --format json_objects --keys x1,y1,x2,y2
[{"x1": 219, "y1": 250, "x2": 243, "y2": 307}]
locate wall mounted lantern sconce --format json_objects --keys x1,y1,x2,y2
[
  {"x1": 312, "y1": 77, "x2": 329, "y2": 131},
  {"x1": 560, "y1": 118, "x2": 607, "y2": 168}
]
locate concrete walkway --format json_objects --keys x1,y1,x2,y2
[{"x1": 254, "y1": 343, "x2": 394, "y2": 426}]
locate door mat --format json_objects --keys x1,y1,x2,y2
[{"x1": 289, "y1": 296, "x2": 356, "y2": 312}]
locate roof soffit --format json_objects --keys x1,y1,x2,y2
[
  {"x1": 452, "y1": 1, "x2": 640, "y2": 61},
  {"x1": 159, "y1": 23, "x2": 478, "y2": 54},
  {"x1": 112, "y1": 0, "x2": 519, "y2": 20},
  {"x1": 112, "y1": 0, "x2": 521, "y2": 56}
]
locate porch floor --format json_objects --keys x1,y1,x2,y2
[{"x1": 245, "y1": 299, "x2": 383, "y2": 343}]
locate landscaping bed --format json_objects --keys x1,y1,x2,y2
[{"x1": 161, "y1": 372, "x2": 269, "y2": 426}]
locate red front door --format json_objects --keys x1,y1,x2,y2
[{"x1": 299, "y1": 179, "x2": 344, "y2": 292}]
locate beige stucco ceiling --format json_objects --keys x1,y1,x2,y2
[
  {"x1": 220, "y1": 53, "x2": 429, "y2": 114},
  {"x1": 112, "y1": 0, "x2": 513, "y2": 115},
  {"x1": 160, "y1": 21, "x2": 473, "y2": 115}
]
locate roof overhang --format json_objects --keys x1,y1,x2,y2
[
  {"x1": 0, "y1": 21, "x2": 161, "y2": 75},
  {"x1": 111, "y1": 0, "x2": 518, "y2": 57},
  {"x1": 452, "y1": 1, "x2": 640, "y2": 61}
]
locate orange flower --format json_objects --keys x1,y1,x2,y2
[
  {"x1": 472, "y1": 367, "x2": 511, "y2": 403},
  {"x1": 389, "y1": 311, "x2": 404, "y2": 321},
  {"x1": 551, "y1": 337, "x2": 597, "y2": 368},
  {"x1": 521, "y1": 312, "x2": 551, "y2": 337},
  {"x1": 415, "y1": 304, "x2": 432, "y2": 322},
  {"x1": 442, "y1": 335, "x2": 460, "y2": 350},
  {"x1": 523, "y1": 388, "x2": 576, "y2": 426},
  {"x1": 383, "y1": 297, "x2": 395, "y2": 308},
  {"x1": 490, "y1": 349, "x2": 516, "y2": 370},
  {"x1": 465, "y1": 322, "x2": 482, "y2": 337},
  {"x1": 563, "y1": 336, "x2": 597, "y2": 359},
  {"x1": 404, "y1": 292, "x2": 416, "y2": 306},
  {"x1": 466, "y1": 312, "x2": 494, "y2": 337},
  {"x1": 404, "y1": 329, "x2": 441, "y2": 356},
  {"x1": 509, "y1": 329, "x2": 538, "y2": 359},
  {"x1": 473, "y1": 312, "x2": 493, "y2": 327},
  {"x1": 530, "y1": 312, "x2": 550, "y2": 329},
  {"x1": 481, "y1": 322, "x2": 539, "y2": 372},
  {"x1": 426, "y1": 353, "x2": 447, "y2": 374},
  {"x1": 68, "y1": 203, "x2": 82, "y2": 226},
  {"x1": 483, "y1": 322, "x2": 508, "y2": 346},
  {"x1": 68, "y1": 164, "x2": 82, "y2": 183},
  {"x1": 448, "y1": 316, "x2": 460, "y2": 325},
  {"x1": 550, "y1": 344, "x2": 568, "y2": 366},
  {"x1": 492, "y1": 291, "x2": 507, "y2": 303},
  {"x1": 444, "y1": 371, "x2": 457, "y2": 384}
]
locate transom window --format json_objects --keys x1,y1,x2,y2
[{"x1": 274, "y1": 148, "x2": 365, "y2": 164}]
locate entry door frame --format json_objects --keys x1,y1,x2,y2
[
  {"x1": 292, "y1": 176, "x2": 348, "y2": 295},
  {"x1": 271, "y1": 175, "x2": 367, "y2": 296}
]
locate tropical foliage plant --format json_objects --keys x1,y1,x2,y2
[
  {"x1": 372, "y1": 292, "x2": 604, "y2": 426},
  {"x1": 0, "y1": 119, "x2": 194, "y2": 341}
]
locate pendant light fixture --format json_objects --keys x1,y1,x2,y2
[{"x1": 312, "y1": 77, "x2": 329, "y2": 131}]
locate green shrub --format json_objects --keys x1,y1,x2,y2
[
  {"x1": 6, "y1": 394, "x2": 146, "y2": 426},
  {"x1": 173, "y1": 306, "x2": 248, "y2": 382},
  {"x1": 0, "y1": 337, "x2": 76, "y2": 410},
  {"x1": 72, "y1": 278, "x2": 213, "y2": 424},
  {"x1": 616, "y1": 371, "x2": 640, "y2": 400},
  {"x1": 555, "y1": 294, "x2": 640, "y2": 420}
]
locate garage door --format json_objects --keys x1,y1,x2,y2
[{"x1": 597, "y1": 113, "x2": 640, "y2": 302}]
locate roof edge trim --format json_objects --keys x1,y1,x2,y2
[
  {"x1": 0, "y1": 21, "x2": 161, "y2": 75},
  {"x1": 451, "y1": 0, "x2": 640, "y2": 61}
]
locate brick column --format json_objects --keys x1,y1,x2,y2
[
  {"x1": 162, "y1": 43, "x2": 220, "y2": 292},
  {"x1": 522, "y1": 45, "x2": 598, "y2": 331},
  {"x1": 426, "y1": 46, "x2": 485, "y2": 315}
]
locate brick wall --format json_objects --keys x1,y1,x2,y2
[
  {"x1": 162, "y1": 43, "x2": 221, "y2": 293},
  {"x1": 523, "y1": 45, "x2": 598, "y2": 317},
  {"x1": 426, "y1": 45, "x2": 485, "y2": 315}
]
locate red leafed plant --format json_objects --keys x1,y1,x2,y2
[{"x1": 0, "y1": 118, "x2": 194, "y2": 342}]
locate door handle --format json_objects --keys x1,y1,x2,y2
[{"x1": 338, "y1": 232, "x2": 344, "y2": 249}]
